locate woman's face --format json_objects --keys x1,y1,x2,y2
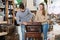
[{"x1": 39, "y1": 5, "x2": 44, "y2": 10}]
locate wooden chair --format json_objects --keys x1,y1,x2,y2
[{"x1": 25, "y1": 22, "x2": 42, "y2": 40}]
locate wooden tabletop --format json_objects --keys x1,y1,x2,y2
[
  {"x1": 25, "y1": 22, "x2": 41, "y2": 26},
  {"x1": 0, "y1": 32, "x2": 8, "y2": 36}
]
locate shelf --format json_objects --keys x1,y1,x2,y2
[
  {"x1": 0, "y1": 21, "x2": 7, "y2": 24},
  {"x1": 0, "y1": 32, "x2": 8, "y2": 36},
  {"x1": 0, "y1": 6, "x2": 5, "y2": 9},
  {"x1": 0, "y1": 7, "x2": 5, "y2": 9}
]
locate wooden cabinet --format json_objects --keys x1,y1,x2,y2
[{"x1": 25, "y1": 22, "x2": 42, "y2": 40}]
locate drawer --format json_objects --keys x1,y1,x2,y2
[{"x1": 25, "y1": 32, "x2": 41, "y2": 38}]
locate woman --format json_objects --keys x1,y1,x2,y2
[{"x1": 34, "y1": 3, "x2": 49, "y2": 40}]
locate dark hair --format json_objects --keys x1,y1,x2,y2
[
  {"x1": 19, "y1": 2, "x2": 25, "y2": 9},
  {"x1": 39, "y1": 3, "x2": 45, "y2": 16}
]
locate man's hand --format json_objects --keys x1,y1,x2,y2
[{"x1": 22, "y1": 22, "x2": 27, "y2": 25}]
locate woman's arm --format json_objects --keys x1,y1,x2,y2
[{"x1": 34, "y1": 12, "x2": 39, "y2": 22}]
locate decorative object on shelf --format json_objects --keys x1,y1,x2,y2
[
  {"x1": 16, "y1": 0, "x2": 22, "y2": 5},
  {"x1": 44, "y1": 0, "x2": 47, "y2": 4}
]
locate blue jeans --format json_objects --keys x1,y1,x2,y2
[
  {"x1": 21, "y1": 25, "x2": 33, "y2": 40},
  {"x1": 21, "y1": 24, "x2": 25, "y2": 40},
  {"x1": 42, "y1": 23, "x2": 49, "y2": 40},
  {"x1": 17, "y1": 24, "x2": 25, "y2": 40}
]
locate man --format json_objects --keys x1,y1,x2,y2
[{"x1": 16, "y1": 2, "x2": 33, "y2": 40}]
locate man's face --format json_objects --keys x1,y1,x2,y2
[{"x1": 20, "y1": 9, "x2": 25, "y2": 12}]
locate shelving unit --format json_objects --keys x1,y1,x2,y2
[
  {"x1": 0, "y1": 0, "x2": 15, "y2": 25},
  {"x1": 0, "y1": 1, "x2": 18, "y2": 40},
  {"x1": 5, "y1": 0, "x2": 15, "y2": 25}
]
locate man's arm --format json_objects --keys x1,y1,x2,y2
[
  {"x1": 27, "y1": 9, "x2": 33, "y2": 21},
  {"x1": 16, "y1": 12, "x2": 28, "y2": 25},
  {"x1": 16, "y1": 12, "x2": 21, "y2": 25}
]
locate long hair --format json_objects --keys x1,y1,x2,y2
[{"x1": 39, "y1": 3, "x2": 45, "y2": 16}]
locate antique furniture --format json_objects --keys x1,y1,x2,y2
[{"x1": 25, "y1": 22, "x2": 42, "y2": 40}]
